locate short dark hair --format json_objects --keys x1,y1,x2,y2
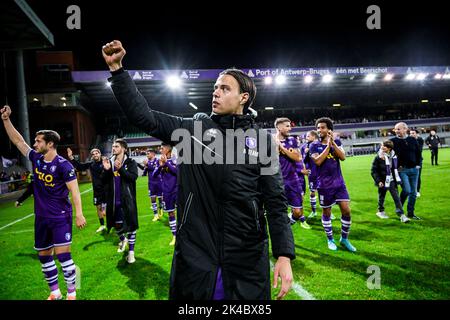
[
  {"x1": 219, "y1": 68, "x2": 257, "y2": 112},
  {"x1": 274, "y1": 117, "x2": 291, "y2": 128},
  {"x1": 307, "y1": 130, "x2": 319, "y2": 139},
  {"x1": 161, "y1": 143, "x2": 172, "y2": 151},
  {"x1": 315, "y1": 117, "x2": 334, "y2": 131},
  {"x1": 114, "y1": 138, "x2": 128, "y2": 150},
  {"x1": 383, "y1": 140, "x2": 394, "y2": 149},
  {"x1": 90, "y1": 148, "x2": 101, "y2": 155},
  {"x1": 35, "y1": 130, "x2": 60, "y2": 147},
  {"x1": 147, "y1": 149, "x2": 156, "y2": 154}
]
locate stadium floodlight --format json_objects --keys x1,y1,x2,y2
[
  {"x1": 275, "y1": 75, "x2": 286, "y2": 85},
  {"x1": 384, "y1": 74, "x2": 394, "y2": 81},
  {"x1": 405, "y1": 73, "x2": 416, "y2": 80},
  {"x1": 416, "y1": 73, "x2": 427, "y2": 81},
  {"x1": 264, "y1": 76, "x2": 273, "y2": 85},
  {"x1": 60, "y1": 96, "x2": 67, "y2": 101},
  {"x1": 443, "y1": 73, "x2": 450, "y2": 79},
  {"x1": 364, "y1": 74, "x2": 376, "y2": 82},
  {"x1": 322, "y1": 74, "x2": 333, "y2": 83},
  {"x1": 62, "y1": 102, "x2": 67, "y2": 107},
  {"x1": 166, "y1": 75, "x2": 182, "y2": 89},
  {"x1": 265, "y1": 107, "x2": 274, "y2": 110},
  {"x1": 304, "y1": 75, "x2": 313, "y2": 84},
  {"x1": 105, "y1": 81, "x2": 112, "y2": 87},
  {"x1": 446, "y1": 99, "x2": 450, "y2": 102},
  {"x1": 33, "y1": 97, "x2": 39, "y2": 102},
  {"x1": 332, "y1": 103, "x2": 341, "y2": 107},
  {"x1": 434, "y1": 73, "x2": 443, "y2": 80},
  {"x1": 189, "y1": 102, "x2": 198, "y2": 110},
  {"x1": 421, "y1": 99, "x2": 429, "y2": 103}
]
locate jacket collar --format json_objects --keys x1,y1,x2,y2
[{"x1": 210, "y1": 113, "x2": 255, "y2": 130}]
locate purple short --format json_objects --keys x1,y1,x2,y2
[
  {"x1": 163, "y1": 192, "x2": 177, "y2": 212},
  {"x1": 308, "y1": 176, "x2": 318, "y2": 192},
  {"x1": 284, "y1": 181, "x2": 303, "y2": 209},
  {"x1": 149, "y1": 182, "x2": 162, "y2": 198},
  {"x1": 318, "y1": 186, "x2": 350, "y2": 208},
  {"x1": 34, "y1": 215, "x2": 72, "y2": 251}
]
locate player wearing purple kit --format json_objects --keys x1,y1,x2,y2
[
  {"x1": 1, "y1": 105, "x2": 87, "y2": 300},
  {"x1": 101, "y1": 138, "x2": 139, "y2": 263},
  {"x1": 310, "y1": 117, "x2": 356, "y2": 252},
  {"x1": 142, "y1": 149, "x2": 163, "y2": 221},
  {"x1": 153, "y1": 143, "x2": 178, "y2": 245},
  {"x1": 275, "y1": 118, "x2": 311, "y2": 230}
]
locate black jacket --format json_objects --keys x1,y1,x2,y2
[
  {"x1": 70, "y1": 158, "x2": 105, "y2": 195},
  {"x1": 370, "y1": 155, "x2": 398, "y2": 186},
  {"x1": 390, "y1": 136, "x2": 421, "y2": 169},
  {"x1": 425, "y1": 135, "x2": 441, "y2": 148},
  {"x1": 100, "y1": 155, "x2": 139, "y2": 232},
  {"x1": 109, "y1": 69, "x2": 295, "y2": 300}
]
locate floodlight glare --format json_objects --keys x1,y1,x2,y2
[
  {"x1": 384, "y1": 74, "x2": 394, "y2": 81},
  {"x1": 264, "y1": 76, "x2": 273, "y2": 85},
  {"x1": 166, "y1": 76, "x2": 182, "y2": 89},
  {"x1": 304, "y1": 75, "x2": 313, "y2": 84},
  {"x1": 275, "y1": 75, "x2": 286, "y2": 85},
  {"x1": 322, "y1": 74, "x2": 333, "y2": 83},
  {"x1": 443, "y1": 73, "x2": 450, "y2": 79},
  {"x1": 405, "y1": 73, "x2": 416, "y2": 80},
  {"x1": 416, "y1": 73, "x2": 427, "y2": 81},
  {"x1": 365, "y1": 74, "x2": 376, "y2": 82},
  {"x1": 265, "y1": 107, "x2": 274, "y2": 110},
  {"x1": 105, "y1": 81, "x2": 112, "y2": 87},
  {"x1": 189, "y1": 102, "x2": 198, "y2": 110},
  {"x1": 434, "y1": 73, "x2": 443, "y2": 80}
]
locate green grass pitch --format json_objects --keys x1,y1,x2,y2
[{"x1": 0, "y1": 149, "x2": 449, "y2": 300}]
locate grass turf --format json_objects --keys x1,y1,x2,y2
[{"x1": 0, "y1": 148, "x2": 449, "y2": 300}]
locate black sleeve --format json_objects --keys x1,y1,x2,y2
[
  {"x1": 371, "y1": 157, "x2": 382, "y2": 185},
  {"x1": 70, "y1": 159, "x2": 92, "y2": 171},
  {"x1": 136, "y1": 163, "x2": 145, "y2": 170},
  {"x1": 412, "y1": 138, "x2": 421, "y2": 166},
  {"x1": 118, "y1": 160, "x2": 138, "y2": 183},
  {"x1": 260, "y1": 132, "x2": 295, "y2": 260},
  {"x1": 109, "y1": 71, "x2": 193, "y2": 144}
]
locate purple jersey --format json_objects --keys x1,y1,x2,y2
[
  {"x1": 279, "y1": 136, "x2": 300, "y2": 183},
  {"x1": 309, "y1": 139, "x2": 346, "y2": 189},
  {"x1": 301, "y1": 142, "x2": 318, "y2": 179},
  {"x1": 147, "y1": 158, "x2": 161, "y2": 188},
  {"x1": 28, "y1": 149, "x2": 76, "y2": 219},
  {"x1": 154, "y1": 156, "x2": 177, "y2": 194}
]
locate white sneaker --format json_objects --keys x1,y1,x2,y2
[
  {"x1": 416, "y1": 192, "x2": 421, "y2": 198},
  {"x1": 96, "y1": 225, "x2": 106, "y2": 233},
  {"x1": 126, "y1": 251, "x2": 136, "y2": 264},
  {"x1": 400, "y1": 215, "x2": 410, "y2": 223},
  {"x1": 169, "y1": 236, "x2": 176, "y2": 246},
  {"x1": 117, "y1": 238, "x2": 128, "y2": 252},
  {"x1": 376, "y1": 211, "x2": 389, "y2": 219}
]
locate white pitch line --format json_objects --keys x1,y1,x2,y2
[
  {"x1": 270, "y1": 260, "x2": 316, "y2": 300},
  {"x1": 0, "y1": 188, "x2": 93, "y2": 232}
]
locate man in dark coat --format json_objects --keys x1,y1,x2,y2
[
  {"x1": 425, "y1": 130, "x2": 441, "y2": 166},
  {"x1": 67, "y1": 147, "x2": 108, "y2": 233},
  {"x1": 102, "y1": 40, "x2": 295, "y2": 300},
  {"x1": 101, "y1": 138, "x2": 139, "y2": 264}
]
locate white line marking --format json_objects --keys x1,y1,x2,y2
[
  {"x1": 0, "y1": 188, "x2": 93, "y2": 232},
  {"x1": 270, "y1": 260, "x2": 316, "y2": 300}
]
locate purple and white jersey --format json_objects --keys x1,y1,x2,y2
[
  {"x1": 147, "y1": 158, "x2": 162, "y2": 188},
  {"x1": 28, "y1": 149, "x2": 76, "y2": 219},
  {"x1": 301, "y1": 142, "x2": 318, "y2": 179},
  {"x1": 309, "y1": 139, "x2": 346, "y2": 189},
  {"x1": 279, "y1": 136, "x2": 300, "y2": 183},
  {"x1": 154, "y1": 157, "x2": 177, "y2": 194}
]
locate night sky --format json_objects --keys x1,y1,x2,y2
[{"x1": 26, "y1": 0, "x2": 450, "y2": 70}]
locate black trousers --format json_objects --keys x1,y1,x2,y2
[
  {"x1": 378, "y1": 183, "x2": 404, "y2": 215},
  {"x1": 430, "y1": 147, "x2": 438, "y2": 165}
]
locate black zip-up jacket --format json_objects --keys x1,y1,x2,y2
[
  {"x1": 70, "y1": 158, "x2": 105, "y2": 196},
  {"x1": 109, "y1": 69, "x2": 295, "y2": 300},
  {"x1": 100, "y1": 155, "x2": 139, "y2": 232},
  {"x1": 370, "y1": 155, "x2": 398, "y2": 186},
  {"x1": 390, "y1": 136, "x2": 421, "y2": 169},
  {"x1": 425, "y1": 135, "x2": 441, "y2": 149}
]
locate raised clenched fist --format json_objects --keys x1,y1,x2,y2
[
  {"x1": 1, "y1": 105, "x2": 11, "y2": 120},
  {"x1": 102, "y1": 40, "x2": 126, "y2": 71}
]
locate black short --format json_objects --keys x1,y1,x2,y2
[{"x1": 93, "y1": 191, "x2": 106, "y2": 206}]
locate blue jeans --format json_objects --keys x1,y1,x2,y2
[{"x1": 399, "y1": 167, "x2": 419, "y2": 216}]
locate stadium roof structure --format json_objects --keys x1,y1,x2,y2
[
  {"x1": 0, "y1": 0, "x2": 54, "y2": 50},
  {"x1": 72, "y1": 66, "x2": 450, "y2": 117}
]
